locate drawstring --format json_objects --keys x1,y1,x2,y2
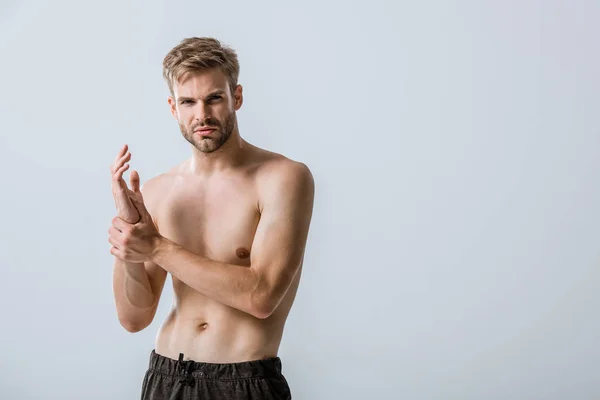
[{"x1": 177, "y1": 353, "x2": 195, "y2": 387}]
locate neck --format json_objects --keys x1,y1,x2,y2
[{"x1": 187, "y1": 127, "x2": 247, "y2": 176}]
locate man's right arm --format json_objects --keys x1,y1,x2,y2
[{"x1": 112, "y1": 180, "x2": 168, "y2": 333}]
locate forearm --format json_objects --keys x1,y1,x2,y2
[
  {"x1": 151, "y1": 237, "x2": 264, "y2": 318},
  {"x1": 112, "y1": 257, "x2": 156, "y2": 331}
]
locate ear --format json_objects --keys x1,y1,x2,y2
[
  {"x1": 233, "y1": 84, "x2": 243, "y2": 111},
  {"x1": 168, "y1": 96, "x2": 178, "y2": 119}
]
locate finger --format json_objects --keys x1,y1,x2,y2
[
  {"x1": 130, "y1": 193, "x2": 149, "y2": 217},
  {"x1": 113, "y1": 163, "x2": 131, "y2": 184},
  {"x1": 111, "y1": 146, "x2": 128, "y2": 173},
  {"x1": 130, "y1": 170, "x2": 140, "y2": 193},
  {"x1": 110, "y1": 246, "x2": 122, "y2": 259},
  {"x1": 108, "y1": 225, "x2": 124, "y2": 239},
  {"x1": 114, "y1": 144, "x2": 128, "y2": 164},
  {"x1": 130, "y1": 192, "x2": 148, "y2": 212},
  {"x1": 111, "y1": 216, "x2": 129, "y2": 231},
  {"x1": 111, "y1": 151, "x2": 131, "y2": 175},
  {"x1": 109, "y1": 236, "x2": 121, "y2": 249}
]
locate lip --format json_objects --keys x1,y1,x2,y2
[{"x1": 194, "y1": 128, "x2": 217, "y2": 136}]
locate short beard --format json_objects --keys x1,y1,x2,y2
[{"x1": 180, "y1": 112, "x2": 236, "y2": 153}]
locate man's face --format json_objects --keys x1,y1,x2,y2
[{"x1": 169, "y1": 69, "x2": 242, "y2": 153}]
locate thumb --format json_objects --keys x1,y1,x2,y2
[
  {"x1": 130, "y1": 170, "x2": 140, "y2": 193},
  {"x1": 130, "y1": 192, "x2": 150, "y2": 221}
]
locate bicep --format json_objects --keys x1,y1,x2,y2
[{"x1": 250, "y1": 162, "x2": 315, "y2": 309}]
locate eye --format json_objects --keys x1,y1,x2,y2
[
  {"x1": 181, "y1": 100, "x2": 193, "y2": 105},
  {"x1": 208, "y1": 96, "x2": 222, "y2": 102}
]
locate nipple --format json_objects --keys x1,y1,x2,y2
[{"x1": 236, "y1": 247, "x2": 250, "y2": 259}]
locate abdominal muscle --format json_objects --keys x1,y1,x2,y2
[{"x1": 153, "y1": 267, "x2": 301, "y2": 363}]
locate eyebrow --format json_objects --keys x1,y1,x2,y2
[{"x1": 177, "y1": 90, "x2": 226, "y2": 102}]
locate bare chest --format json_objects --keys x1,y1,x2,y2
[{"x1": 155, "y1": 179, "x2": 260, "y2": 266}]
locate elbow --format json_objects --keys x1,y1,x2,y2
[
  {"x1": 123, "y1": 324, "x2": 144, "y2": 333},
  {"x1": 119, "y1": 318, "x2": 150, "y2": 333},
  {"x1": 250, "y1": 290, "x2": 274, "y2": 319},
  {"x1": 250, "y1": 272, "x2": 288, "y2": 319},
  {"x1": 252, "y1": 303, "x2": 274, "y2": 320},
  {"x1": 251, "y1": 292, "x2": 279, "y2": 320}
]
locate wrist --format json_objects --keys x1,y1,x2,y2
[{"x1": 151, "y1": 235, "x2": 175, "y2": 264}]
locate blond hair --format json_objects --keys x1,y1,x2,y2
[{"x1": 162, "y1": 37, "x2": 240, "y2": 97}]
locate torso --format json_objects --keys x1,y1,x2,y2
[{"x1": 148, "y1": 146, "x2": 302, "y2": 363}]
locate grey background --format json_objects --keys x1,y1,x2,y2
[{"x1": 0, "y1": 0, "x2": 598, "y2": 399}]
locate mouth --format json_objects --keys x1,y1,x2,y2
[{"x1": 194, "y1": 128, "x2": 217, "y2": 136}]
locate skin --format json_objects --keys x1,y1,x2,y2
[{"x1": 109, "y1": 68, "x2": 315, "y2": 363}]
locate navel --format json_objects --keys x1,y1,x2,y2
[
  {"x1": 197, "y1": 322, "x2": 209, "y2": 331},
  {"x1": 236, "y1": 247, "x2": 250, "y2": 259}
]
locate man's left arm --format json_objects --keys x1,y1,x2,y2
[{"x1": 151, "y1": 161, "x2": 315, "y2": 319}]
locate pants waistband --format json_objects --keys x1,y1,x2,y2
[{"x1": 147, "y1": 349, "x2": 283, "y2": 380}]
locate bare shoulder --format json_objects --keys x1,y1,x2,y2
[
  {"x1": 139, "y1": 171, "x2": 176, "y2": 212},
  {"x1": 140, "y1": 161, "x2": 184, "y2": 195},
  {"x1": 253, "y1": 150, "x2": 315, "y2": 208}
]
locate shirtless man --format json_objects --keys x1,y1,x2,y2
[{"x1": 108, "y1": 37, "x2": 314, "y2": 399}]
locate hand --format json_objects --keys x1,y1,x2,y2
[
  {"x1": 110, "y1": 144, "x2": 142, "y2": 224},
  {"x1": 108, "y1": 193, "x2": 162, "y2": 263}
]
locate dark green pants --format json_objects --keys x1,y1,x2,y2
[{"x1": 140, "y1": 350, "x2": 292, "y2": 399}]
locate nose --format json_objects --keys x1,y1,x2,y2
[{"x1": 193, "y1": 101, "x2": 211, "y2": 122}]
